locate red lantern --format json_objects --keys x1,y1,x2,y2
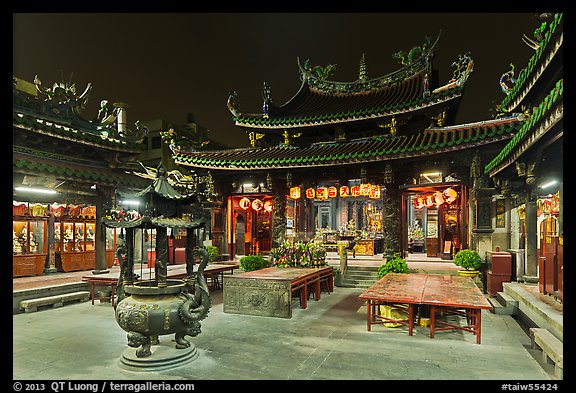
[
  {"x1": 251, "y1": 199, "x2": 263, "y2": 211},
  {"x1": 413, "y1": 196, "x2": 425, "y2": 209},
  {"x1": 264, "y1": 200, "x2": 273, "y2": 212},
  {"x1": 340, "y1": 186, "x2": 350, "y2": 197},
  {"x1": 433, "y1": 191, "x2": 445, "y2": 206},
  {"x1": 369, "y1": 185, "x2": 381, "y2": 199},
  {"x1": 328, "y1": 186, "x2": 338, "y2": 198},
  {"x1": 360, "y1": 183, "x2": 371, "y2": 196},
  {"x1": 290, "y1": 186, "x2": 301, "y2": 199},
  {"x1": 425, "y1": 194, "x2": 434, "y2": 208},
  {"x1": 443, "y1": 187, "x2": 458, "y2": 204},
  {"x1": 306, "y1": 188, "x2": 315, "y2": 199},
  {"x1": 239, "y1": 197, "x2": 251, "y2": 210},
  {"x1": 316, "y1": 187, "x2": 328, "y2": 200},
  {"x1": 351, "y1": 185, "x2": 361, "y2": 197}
]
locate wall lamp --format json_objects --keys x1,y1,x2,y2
[{"x1": 14, "y1": 186, "x2": 58, "y2": 195}]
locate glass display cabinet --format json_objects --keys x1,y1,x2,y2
[{"x1": 13, "y1": 220, "x2": 47, "y2": 277}]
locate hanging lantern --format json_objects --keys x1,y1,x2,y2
[
  {"x1": 443, "y1": 187, "x2": 458, "y2": 204},
  {"x1": 239, "y1": 197, "x2": 251, "y2": 210},
  {"x1": 369, "y1": 185, "x2": 381, "y2": 199},
  {"x1": 328, "y1": 186, "x2": 338, "y2": 198},
  {"x1": 433, "y1": 191, "x2": 445, "y2": 206},
  {"x1": 306, "y1": 188, "x2": 315, "y2": 199},
  {"x1": 316, "y1": 187, "x2": 328, "y2": 200},
  {"x1": 351, "y1": 185, "x2": 361, "y2": 197},
  {"x1": 413, "y1": 196, "x2": 425, "y2": 209},
  {"x1": 289, "y1": 186, "x2": 301, "y2": 199},
  {"x1": 252, "y1": 199, "x2": 263, "y2": 211},
  {"x1": 360, "y1": 183, "x2": 371, "y2": 196},
  {"x1": 424, "y1": 194, "x2": 434, "y2": 208},
  {"x1": 340, "y1": 186, "x2": 350, "y2": 197},
  {"x1": 264, "y1": 200, "x2": 273, "y2": 212}
]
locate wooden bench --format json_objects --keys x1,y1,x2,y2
[
  {"x1": 530, "y1": 327, "x2": 563, "y2": 379},
  {"x1": 20, "y1": 291, "x2": 91, "y2": 313}
]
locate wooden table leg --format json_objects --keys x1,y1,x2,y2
[
  {"x1": 430, "y1": 305, "x2": 436, "y2": 339},
  {"x1": 111, "y1": 284, "x2": 115, "y2": 308},
  {"x1": 90, "y1": 283, "x2": 95, "y2": 305},
  {"x1": 475, "y1": 309, "x2": 482, "y2": 344},
  {"x1": 408, "y1": 304, "x2": 415, "y2": 336},
  {"x1": 315, "y1": 280, "x2": 321, "y2": 301},
  {"x1": 301, "y1": 285, "x2": 308, "y2": 309},
  {"x1": 366, "y1": 300, "x2": 372, "y2": 331}
]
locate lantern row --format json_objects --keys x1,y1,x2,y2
[
  {"x1": 412, "y1": 187, "x2": 458, "y2": 209},
  {"x1": 290, "y1": 184, "x2": 382, "y2": 200},
  {"x1": 239, "y1": 197, "x2": 273, "y2": 212}
]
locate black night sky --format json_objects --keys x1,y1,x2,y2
[{"x1": 13, "y1": 13, "x2": 541, "y2": 148}]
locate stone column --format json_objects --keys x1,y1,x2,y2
[
  {"x1": 272, "y1": 174, "x2": 287, "y2": 248},
  {"x1": 93, "y1": 188, "x2": 109, "y2": 275},
  {"x1": 382, "y1": 184, "x2": 401, "y2": 258},
  {"x1": 471, "y1": 187, "x2": 495, "y2": 260},
  {"x1": 524, "y1": 200, "x2": 538, "y2": 281}
]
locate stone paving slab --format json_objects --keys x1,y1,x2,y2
[{"x1": 13, "y1": 287, "x2": 555, "y2": 382}]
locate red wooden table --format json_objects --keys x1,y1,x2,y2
[
  {"x1": 358, "y1": 273, "x2": 493, "y2": 344},
  {"x1": 358, "y1": 273, "x2": 428, "y2": 335},
  {"x1": 422, "y1": 274, "x2": 493, "y2": 344}
]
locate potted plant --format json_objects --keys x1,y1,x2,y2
[
  {"x1": 453, "y1": 249, "x2": 482, "y2": 278},
  {"x1": 239, "y1": 254, "x2": 269, "y2": 272},
  {"x1": 377, "y1": 254, "x2": 411, "y2": 279}
]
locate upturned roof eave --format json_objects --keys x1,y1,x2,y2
[{"x1": 235, "y1": 88, "x2": 463, "y2": 131}]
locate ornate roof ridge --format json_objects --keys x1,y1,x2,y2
[
  {"x1": 486, "y1": 78, "x2": 563, "y2": 176},
  {"x1": 426, "y1": 115, "x2": 523, "y2": 131},
  {"x1": 296, "y1": 32, "x2": 441, "y2": 95},
  {"x1": 499, "y1": 13, "x2": 563, "y2": 113}
]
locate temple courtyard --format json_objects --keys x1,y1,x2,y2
[{"x1": 13, "y1": 283, "x2": 557, "y2": 382}]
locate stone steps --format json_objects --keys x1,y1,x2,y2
[
  {"x1": 502, "y1": 282, "x2": 563, "y2": 342},
  {"x1": 489, "y1": 291, "x2": 519, "y2": 315}
]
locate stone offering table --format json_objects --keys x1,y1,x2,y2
[{"x1": 223, "y1": 266, "x2": 333, "y2": 318}]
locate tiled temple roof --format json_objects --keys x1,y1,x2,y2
[
  {"x1": 233, "y1": 81, "x2": 463, "y2": 130},
  {"x1": 499, "y1": 13, "x2": 563, "y2": 114},
  {"x1": 485, "y1": 79, "x2": 563, "y2": 176},
  {"x1": 13, "y1": 150, "x2": 149, "y2": 189},
  {"x1": 13, "y1": 110, "x2": 143, "y2": 153},
  {"x1": 173, "y1": 116, "x2": 522, "y2": 171},
  {"x1": 230, "y1": 33, "x2": 472, "y2": 131}
]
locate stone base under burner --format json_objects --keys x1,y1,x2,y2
[{"x1": 118, "y1": 341, "x2": 199, "y2": 372}]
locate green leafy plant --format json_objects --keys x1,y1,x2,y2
[
  {"x1": 377, "y1": 254, "x2": 410, "y2": 278},
  {"x1": 239, "y1": 254, "x2": 269, "y2": 272},
  {"x1": 205, "y1": 245, "x2": 219, "y2": 262},
  {"x1": 453, "y1": 249, "x2": 482, "y2": 271},
  {"x1": 269, "y1": 241, "x2": 327, "y2": 268}
]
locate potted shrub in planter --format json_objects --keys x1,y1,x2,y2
[
  {"x1": 239, "y1": 254, "x2": 269, "y2": 272},
  {"x1": 453, "y1": 249, "x2": 482, "y2": 278},
  {"x1": 377, "y1": 254, "x2": 411, "y2": 279}
]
